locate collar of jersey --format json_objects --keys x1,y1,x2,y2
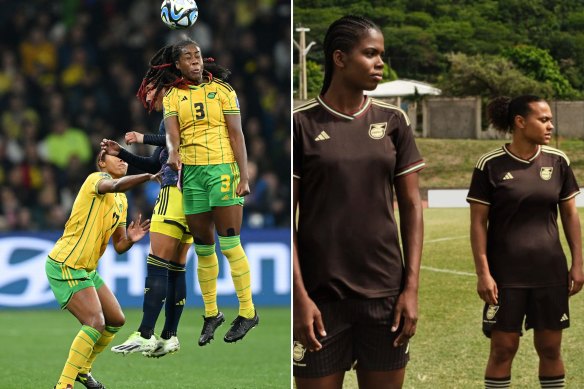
[
  {"x1": 317, "y1": 95, "x2": 372, "y2": 120},
  {"x1": 186, "y1": 72, "x2": 213, "y2": 90},
  {"x1": 503, "y1": 144, "x2": 541, "y2": 163}
]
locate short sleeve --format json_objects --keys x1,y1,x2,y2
[
  {"x1": 163, "y1": 88, "x2": 179, "y2": 119},
  {"x1": 393, "y1": 111, "x2": 425, "y2": 177},
  {"x1": 118, "y1": 194, "x2": 128, "y2": 227},
  {"x1": 221, "y1": 88, "x2": 240, "y2": 115},
  {"x1": 560, "y1": 161, "x2": 580, "y2": 201},
  {"x1": 89, "y1": 172, "x2": 111, "y2": 196},
  {"x1": 467, "y1": 167, "x2": 492, "y2": 205}
]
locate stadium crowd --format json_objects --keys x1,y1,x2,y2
[{"x1": 0, "y1": 0, "x2": 291, "y2": 231}]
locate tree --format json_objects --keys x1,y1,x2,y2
[
  {"x1": 438, "y1": 53, "x2": 553, "y2": 98},
  {"x1": 503, "y1": 45, "x2": 577, "y2": 98}
]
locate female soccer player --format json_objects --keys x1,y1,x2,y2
[
  {"x1": 47, "y1": 151, "x2": 157, "y2": 389},
  {"x1": 468, "y1": 95, "x2": 584, "y2": 389},
  {"x1": 146, "y1": 38, "x2": 257, "y2": 344},
  {"x1": 106, "y1": 61, "x2": 194, "y2": 358},
  {"x1": 293, "y1": 16, "x2": 424, "y2": 389}
]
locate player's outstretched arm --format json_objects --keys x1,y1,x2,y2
[
  {"x1": 559, "y1": 198, "x2": 584, "y2": 296},
  {"x1": 97, "y1": 172, "x2": 160, "y2": 194},
  {"x1": 111, "y1": 214, "x2": 151, "y2": 254}
]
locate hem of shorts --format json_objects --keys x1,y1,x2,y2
[
  {"x1": 293, "y1": 366, "x2": 352, "y2": 379},
  {"x1": 312, "y1": 290, "x2": 402, "y2": 303}
]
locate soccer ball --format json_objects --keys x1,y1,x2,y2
[{"x1": 160, "y1": 0, "x2": 198, "y2": 30}]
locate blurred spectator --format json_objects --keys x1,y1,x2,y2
[
  {"x1": 0, "y1": 0, "x2": 290, "y2": 231},
  {"x1": 38, "y1": 118, "x2": 91, "y2": 170}
]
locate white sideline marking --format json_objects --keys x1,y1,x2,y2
[
  {"x1": 421, "y1": 266, "x2": 475, "y2": 277},
  {"x1": 424, "y1": 235, "x2": 467, "y2": 243},
  {"x1": 428, "y1": 188, "x2": 584, "y2": 208}
]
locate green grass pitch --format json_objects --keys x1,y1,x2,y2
[
  {"x1": 340, "y1": 208, "x2": 584, "y2": 388},
  {"x1": 0, "y1": 307, "x2": 290, "y2": 388},
  {"x1": 3, "y1": 209, "x2": 584, "y2": 388}
]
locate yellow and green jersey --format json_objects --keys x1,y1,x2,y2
[
  {"x1": 48, "y1": 172, "x2": 128, "y2": 271},
  {"x1": 163, "y1": 78, "x2": 240, "y2": 166}
]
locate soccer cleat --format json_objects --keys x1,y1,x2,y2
[
  {"x1": 110, "y1": 331, "x2": 157, "y2": 355},
  {"x1": 143, "y1": 336, "x2": 180, "y2": 358},
  {"x1": 224, "y1": 311, "x2": 259, "y2": 343},
  {"x1": 198, "y1": 312, "x2": 225, "y2": 346},
  {"x1": 75, "y1": 372, "x2": 105, "y2": 389}
]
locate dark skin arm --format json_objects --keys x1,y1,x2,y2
[
  {"x1": 292, "y1": 178, "x2": 326, "y2": 352},
  {"x1": 110, "y1": 215, "x2": 151, "y2": 254},
  {"x1": 96, "y1": 172, "x2": 160, "y2": 194},
  {"x1": 392, "y1": 172, "x2": 423, "y2": 347},
  {"x1": 470, "y1": 202, "x2": 498, "y2": 305},
  {"x1": 96, "y1": 173, "x2": 157, "y2": 254},
  {"x1": 225, "y1": 114, "x2": 250, "y2": 196},
  {"x1": 559, "y1": 197, "x2": 584, "y2": 296},
  {"x1": 165, "y1": 115, "x2": 182, "y2": 171}
]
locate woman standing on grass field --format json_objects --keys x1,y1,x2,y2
[
  {"x1": 103, "y1": 66, "x2": 193, "y2": 357},
  {"x1": 164, "y1": 38, "x2": 259, "y2": 344},
  {"x1": 467, "y1": 95, "x2": 584, "y2": 389},
  {"x1": 46, "y1": 150, "x2": 156, "y2": 389},
  {"x1": 293, "y1": 15, "x2": 424, "y2": 389}
]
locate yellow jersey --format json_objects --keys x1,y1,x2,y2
[
  {"x1": 48, "y1": 172, "x2": 128, "y2": 271},
  {"x1": 163, "y1": 78, "x2": 240, "y2": 165}
]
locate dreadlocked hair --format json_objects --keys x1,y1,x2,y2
[
  {"x1": 137, "y1": 39, "x2": 232, "y2": 112},
  {"x1": 321, "y1": 15, "x2": 381, "y2": 95},
  {"x1": 136, "y1": 45, "x2": 183, "y2": 112}
]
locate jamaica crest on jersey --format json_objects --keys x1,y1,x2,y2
[
  {"x1": 540, "y1": 167, "x2": 553, "y2": 181},
  {"x1": 368, "y1": 122, "x2": 387, "y2": 139}
]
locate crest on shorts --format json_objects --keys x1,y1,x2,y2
[
  {"x1": 293, "y1": 341, "x2": 306, "y2": 362},
  {"x1": 368, "y1": 122, "x2": 387, "y2": 139},
  {"x1": 486, "y1": 305, "x2": 499, "y2": 320},
  {"x1": 540, "y1": 167, "x2": 553, "y2": 180}
]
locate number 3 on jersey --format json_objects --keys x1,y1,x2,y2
[
  {"x1": 194, "y1": 102, "x2": 206, "y2": 120},
  {"x1": 221, "y1": 174, "x2": 231, "y2": 192}
]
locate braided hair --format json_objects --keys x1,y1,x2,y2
[
  {"x1": 137, "y1": 38, "x2": 231, "y2": 112},
  {"x1": 321, "y1": 16, "x2": 381, "y2": 95}
]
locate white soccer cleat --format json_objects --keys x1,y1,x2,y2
[
  {"x1": 110, "y1": 332, "x2": 157, "y2": 355},
  {"x1": 143, "y1": 336, "x2": 180, "y2": 358}
]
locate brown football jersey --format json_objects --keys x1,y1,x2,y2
[
  {"x1": 467, "y1": 145, "x2": 580, "y2": 287},
  {"x1": 293, "y1": 96, "x2": 425, "y2": 302}
]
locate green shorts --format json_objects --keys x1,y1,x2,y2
[
  {"x1": 45, "y1": 258, "x2": 105, "y2": 309},
  {"x1": 182, "y1": 163, "x2": 244, "y2": 215}
]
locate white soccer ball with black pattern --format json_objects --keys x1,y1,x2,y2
[{"x1": 160, "y1": 0, "x2": 198, "y2": 30}]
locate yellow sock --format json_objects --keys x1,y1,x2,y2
[
  {"x1": 79, "y1": 325, "x2": 121, "y2": 374},
  {"x1": 57, "y1": 325, "x2": 100, "y2": 388},
  {"x1": 196, "y1": 244, "x2": 219, "y2": 317},
  {"x1": 219, "y1": 236, "x2": 255, "y2": 318}
]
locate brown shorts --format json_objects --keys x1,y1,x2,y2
[
  {"x1": 293, "y1": 297, "x2": 409, "y2": 378},
  {"x1": 482, "y1": 286, "x2": 570, "y2": 337}
]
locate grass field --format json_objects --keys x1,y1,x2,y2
[
  {"x1": 339, "y1": 208, "x2": 584, "y2": 389},
  {"x1": 0, "y1": 307, "x2": 290, "y2": 389},
  {"x1": 416, "y1": 138, "x2": 584, "y2": 192}
]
